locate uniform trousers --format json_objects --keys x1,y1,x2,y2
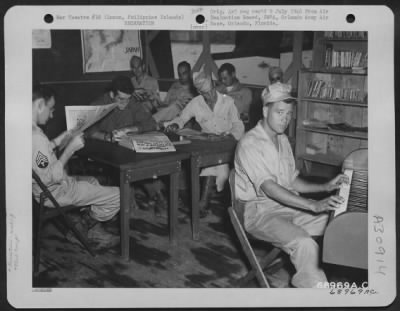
[
  {"x1": 51, "y1": 176, "x2": 120, "y2": 222},
  {"x1": 243, "y1": 201, "x2": 329, "y2": 288}
]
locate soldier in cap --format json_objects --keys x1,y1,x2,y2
[
  {"x1": 234, "y1": 82, "x2": 348, "y2": 287},
  {"x1": 166, "y1": 71, "x2": 245, "y2": 217}
]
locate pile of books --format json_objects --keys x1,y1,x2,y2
[
  {"x1": 323, "y1": 31, "x2": 367, "y2": 40},
  {"x1": 325, "y1": 47, "x2": 368, "y2": 70},
  {"x1": 306, "y1": 80, "x2": 364, "y2": 102}
]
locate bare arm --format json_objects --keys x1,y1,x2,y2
[
  {"x1": 260, "y1": 179, "x2": 344, "y2": 213},
  {"x1": 292, "y1": 174, "x2": 349, "y2": 194}
]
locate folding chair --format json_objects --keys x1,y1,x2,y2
[
  {"x1": 228, "y1": 169, "x2": 283, "y2": 288},
  {"x1": 32, "y1": 170, "x2": 95, "y2": 275}
]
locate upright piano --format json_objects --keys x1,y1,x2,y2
[{"x1": 323, "y1": 148, "x2": 368, "y2": 270}]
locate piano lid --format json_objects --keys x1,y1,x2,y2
[{"x1": 342, "y1": 148, "x2": 368, "y2": 171}]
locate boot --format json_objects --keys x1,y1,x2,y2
[
  {"x1": 199, "y1": 176, "x2": 216, "y2": 218},
  {"x1": 81, "y1": 209, "x2": 99, "y2": 230},
  {"x1": 154, "y1": 191, "x2": 168, "y2": 218}
]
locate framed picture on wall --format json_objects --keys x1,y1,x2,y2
[{"x1": 81, "y1": 29, "x2": 142, "y2": 73}]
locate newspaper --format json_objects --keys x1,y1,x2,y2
[
  {"x1": 119, "y1": 132, "x2": 176, "y2": 153},
  {"x1": 65, "y1": 103, "x2": 117, "y2": 133}
]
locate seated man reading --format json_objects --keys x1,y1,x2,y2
[
  {"x1": 234, "y1": 82, "x2": 348, "y2": 288},
  {"x1": 32, "y1": 85, "x2": 120, "y2": 242},
  {"x1": 166, "y1": 71, "x2": 245, "y2": 217},
  {"x1": 153, "y1": 61, "x2": 197, "y2": 123}
]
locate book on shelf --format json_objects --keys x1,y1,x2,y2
[
  {"x1": 323, "y1": 31, "x2": 367, "y2": 40},
  {"x1": 324, "y1": 47, "x2": 367, "y2": 70},
  {"x1": 302, "y1": 119, "x2": 368, "y2": 133},
  {"x1": 305, "y1": 79, "x2": 364, "y2": 102}
]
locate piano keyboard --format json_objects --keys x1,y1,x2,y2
[{"x1": 334, "y1": 169, "x2": 368, "y2": 217}]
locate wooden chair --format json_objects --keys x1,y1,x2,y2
[
  {"x1": 32, "y1": 170, "x2": 95, "y2": 275},
  {"x1": 228, "y1": 169, "x2": 283, "y2": 288}
]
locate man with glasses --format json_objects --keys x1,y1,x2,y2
[
  {"x1": 87, "y1": 76, "x2": 168, "y2": 216},
  {"x1": 87, "y1": 75, "x2": 157, "y2": 142}
]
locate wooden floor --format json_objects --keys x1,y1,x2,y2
[{"x1": 33, "y1": 190, "x2": 367, "y2": 288}]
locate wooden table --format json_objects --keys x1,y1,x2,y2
[
  {"x1": 79, "y1": 139, "x2": 189, "y2": 261},
  {"x1": 176, "y1": 137, "x2": 237, "y2": 240}
]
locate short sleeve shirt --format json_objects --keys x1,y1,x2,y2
[
  {"x1": 131, "y1": 74, "x2": 160, "y2": 96},
  {"x1": 165, "y1": 91, "x2": 245, "y2": 140},
  {"x1": 32, "y1": 125, "x2": 67, "y2": 201},
  {"x1": 234, "y1": 121, "x2": 299, "y2": 207}
]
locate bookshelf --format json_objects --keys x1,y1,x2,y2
[{"x1": 295, "y1": 31, "x2": 368, "y2": 178}]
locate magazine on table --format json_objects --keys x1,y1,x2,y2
[{"x1": 118, "y1": 131, "x2": 176, "y2": 153}]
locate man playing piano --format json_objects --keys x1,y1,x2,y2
[{"x1": 234, "y1": 82, "x2": 348, "y2": 288}]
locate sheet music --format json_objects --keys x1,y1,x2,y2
[{"x1": 334, "y1": 168, "x2": 353, "y2": 217}]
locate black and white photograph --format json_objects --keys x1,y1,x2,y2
[{"x1": 4, "y1": 4, "x2": 396, "y2": 309}]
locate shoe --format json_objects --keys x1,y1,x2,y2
[
  {"x1": 154, "y1": 192, "x2": 168, "y2": 218},
  {"x1": 101, "y1": 216, "x2": 120, "y2": 235},
  {"x1": 65, "y1": 219, "x2": 89, "y2": 244},
  {"x1": 135, "y1": 197, "x2": 154, "y2": 210},
  {"x1": 198, "y1": 176, "x2": 216, "y2": 218},
  {"x1": 88, "y1": 223, "x2": 119, "y2": 248},
  {"x1": 199, "y1": 207, "x2": 209, "y2": 218}
]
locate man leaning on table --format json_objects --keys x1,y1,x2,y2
[
  {"x1": 234, "y1": 82, "x2": 348, "y2": 287},
  {"x1": 32, "y1": 84, "x2": 120, "y2": 244},
  {"x1": 87, "y1": 75, "x2": 157, "y2": 142},
  {"x1": 86, "y1": 76, "x2": 168, "y2": 216},
  {"x1": 165, "y1": 71, "x2": 245, "y2": 217}
]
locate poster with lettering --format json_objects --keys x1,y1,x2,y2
[{"x1": 81, "y1": 29, "x2": 142, "y2": 72}]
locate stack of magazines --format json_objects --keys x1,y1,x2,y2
[{"x1": 118, "y1": 132, "x2": 176, "y2": 153}]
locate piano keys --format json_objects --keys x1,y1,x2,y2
[{"x1": 323, "y1": 149, "x2": 368, "y2": 270}]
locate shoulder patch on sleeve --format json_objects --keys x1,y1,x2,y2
[{"x1": 36, "y1": 151, "x2": 49, "y2": 168}]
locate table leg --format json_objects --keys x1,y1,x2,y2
[
  {"x1": 191, "y1": 156, "x2": 200, "y2": 240},
  {"x1": 169, "y1": 171, "x2": 179, "y2": 245},
  {"x1": 120, "y1": 171, "x2": 131, "y2": 261}
]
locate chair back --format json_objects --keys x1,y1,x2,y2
[
  {"x1": 228, "y1": 169, "x2": 246, "y2": 226},
  {"x1": 32, "y1": 170, "x2": 62, "y2": 209}
]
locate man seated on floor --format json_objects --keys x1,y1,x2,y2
[
  {"x1": 32, "y1": 85, "x2": 120, "y2": 243},
  {"x1": 165, "y1": 71, "x2": 245, "y2": 217},
  {"x1": 130, "y1": 55, "x2": 161, "y2": 114},
  {"x1": 153, "y1": 61, "x2": 197, "y2": 124},
  {"x1": 216, "y1": 63, "x2": 252, "y2": 124},
  {"x1": 86, "y1": 75, "x2": 168, "y2": 216},
  {"x1": 234, "y1": 82, "x2": 348, "y2": 288}
]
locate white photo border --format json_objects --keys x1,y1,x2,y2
[{"x1": 4, "y1": 5, "x2": 396, "y2": 308}]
